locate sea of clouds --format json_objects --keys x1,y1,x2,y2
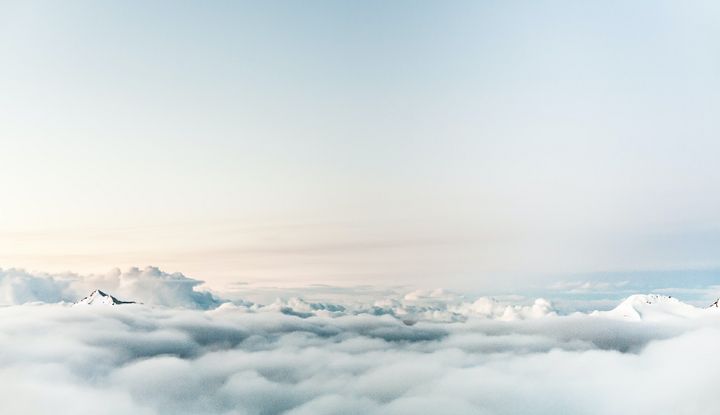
[{"x1": 2, "y1": 267, "x2": 720, "y2": 414}]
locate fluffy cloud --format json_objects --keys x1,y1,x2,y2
[
  {"x1": 4, "y1": 267, "x2": 720, "y2": 414},
  {"x1": 1, "y1": 295, "x2": 720, "y2": 415},
  {"x1": 77, "y1": 266, "x2": 222, "y2": 309},
  {"x1": 0, "y1": 267, "x2": 558, "y2": 321},
  {"x1": 253, "y1": 292, "x2": 555, "y2": 323},
  {"x1": 0, "y1": 266, "x2": 221, "y2": 309}
]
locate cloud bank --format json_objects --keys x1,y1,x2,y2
[
  {"x1": 0, "y1": 267, "x2": 558, "y2": 321},
  {"x1": 1, "y1": 301, "x2": 720, "y2": 415},
  {"x1": 2, "y1": 266, "x2": 720, "y2": 414},
  {"x1": 0, "y1": 266, "x2": 221, "y2": 309}
]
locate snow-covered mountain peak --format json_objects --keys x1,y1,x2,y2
[
  {"x1": 74, "y1": 290, "x2": 136, "y2": 306},
  {"x1": 623, "y1": 294, "x2": 678, "y2": 306},
  {"x1": 601, "y1": 294, "x2": 704, "y2": 321}
]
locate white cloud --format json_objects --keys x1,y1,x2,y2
[
  {"x1": 0, "y1": 268, "x2": 74, "y2": 305},
  {"x1": 1, "y1": 293, "x2": 720, "y2": 414},
  {"x1": 0, "y1": 266, "x2": 221, "y2": 309},
  {"x1": 80, "y1": 266, "x2": 222, "y2": 309},
  {"x1": 4, "y1": 267, "x2": 720, "y2": 414},
  {"x1": 0, "y1": 267, "x2": 561, "y2": 322}
]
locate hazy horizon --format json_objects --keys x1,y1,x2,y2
[
  {"x1": 3, "y1": 3, "x2": 720, "y2": 413},
  {"x1": 3, "y1": 0, "x2": 720, "y2": 291}
]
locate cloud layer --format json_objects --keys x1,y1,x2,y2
[
  {"x1": 0, "y1": 268, "x2": 559, "y2": 321},
  {"x1": 3, "y1": 267, "x2": 720, "y2": 414},
  {"x1": 2, "y1": 295, "x2": 720, "y2": 414}
]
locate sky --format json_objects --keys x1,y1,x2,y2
[{"x1": 1, "y1": 0, "x2": 719, "y2": 291}]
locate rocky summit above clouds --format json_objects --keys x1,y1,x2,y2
[{"x1": 74, "y1": 289, "x2": 136, "y2": 306}]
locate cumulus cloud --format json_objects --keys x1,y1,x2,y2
[
  {"x1": 0, "y1": 266, "x2": 221, "y2": 309},
  {"x1": 1, "y1": 293, "x2": 720, "y2": 415},
  {"x1": 77, "y1": 266, "x2": 222, "y2": 309},
  {"x1": 0, "y1": 267, "x2": 560, "y2": 321},
  {"x1": 4, "y1": 267, "x2": 720, "y2": 414},
  {"x1": 0, "y1": 268, "x2": 74, "y2": 305}
]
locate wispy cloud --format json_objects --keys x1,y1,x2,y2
[{"x1": 549, "y1": 280, "x2": 630, "y2": 294}]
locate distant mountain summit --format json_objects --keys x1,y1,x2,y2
[
  {"x1": 599, "y1": 294, "x2": 706, "y2": 321},
  {"x1": 74, "y1": 290, "x2": 136, "y2": 306}
]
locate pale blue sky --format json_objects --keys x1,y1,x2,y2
[{"x1": 1, "y1": 1, "x2": 719, "y2": 289}]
